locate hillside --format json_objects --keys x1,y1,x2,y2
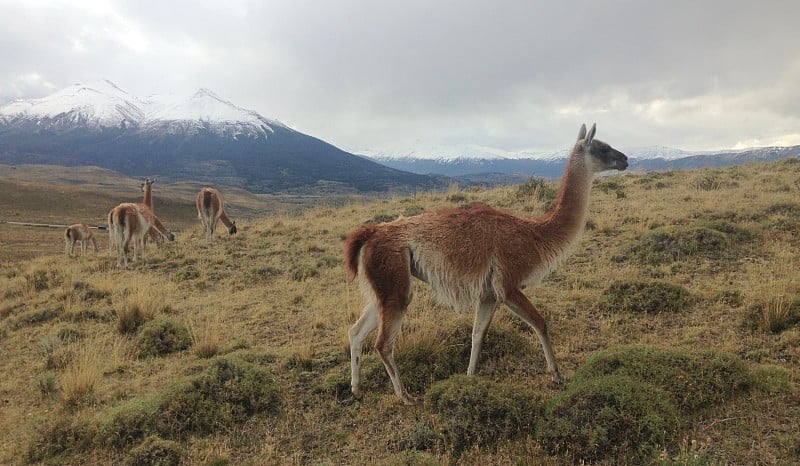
[
  {"x1": 0, "y1": 81, "x2": 448, "y2": 194},
  {"x1": 1, "y1": 161, "x2": 799, "y2": 464}
]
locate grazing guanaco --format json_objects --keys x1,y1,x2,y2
[
  {"x1": 344, "y1": 123, "x2": 628, "y2": 404},
  {"x1": 109, "y1": 202, "x2": 175, "y2": 268},
  {"x1": 196, "y1": 187, "x2": 237, "y2": 242},
  {"x1": 64, "y1": 223, "x2": 99, "y2": 257}
]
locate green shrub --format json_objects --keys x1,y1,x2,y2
[
  {"x1": 403, "y1": 205, "x2": 425, "y2": 217},
  {"x1": 174, "y1": 265, "x2": 200, "y2": 281},
  {"x1": 425, "y1": 375, "x2": 541, "y2": 456},
  {"x1": 73, "y1": 281, "x2": 111, "y2": 302},
  {"x1": 26, "y1": 416, "x2": 94, "y2": 463},
  {"x1": 291, "y1": 264, "x2": 319, "y2": 281},
  {"x1": 447, "y1": 193, "x2": 469, "y2": 204},
  {"x1": 14, "y1": 307, "x2": 60, "y2": 328},
  {"x1": 100, "y1": 396, "x2": 162, "y2": 449},
  {"x1": 36, "y1": 371, "x2": 58, "y2": 396},
  {"x1": 596, "y1": 179, "x2": 626, "y2": 198},
  {"x1": 377, "y1": 450, "x2": 441, "y2": 466},
  {"x1": 631, "y1": 227, "x2": 730, "y2": 264},
  {"x1": 516, "y1": 177, "x2": 557, "y2": 207},
  {"x1": 573, "y1": 346, "x2": 753, "y2": 412},
  {"x1": 135, "y1": 319, "x2": 192, "y2": 358},
  {"x1": 99, "y1": 357, "x2": 281, "y2": 449},
  {"x1": 160, "y1": 357, "x2": 281, "y2": 437},
  {"x1": 372, "y1": 213, "x2": 398, "y2": 223},
  {"x1": 248, "y1": 266, "x2": 282, "y2": 282},
  {"x1": 392, "y1": 418, "x2": 438, "y2": 453},
  {"x1": 599, "y1": 280, "x2": 692, "y2": 314},
  {"x1": 124, "y1": 436, "x2": 184, "y2": 466},
  {"x1": 26, "y1": 269, "x2": 54, "y2": 292},
  {"x1": 538, "y1": 375, "x2": 679, "y2": 463},
  {"x1": 751, "y1": 364, "x2": 793, "y2": 395}
]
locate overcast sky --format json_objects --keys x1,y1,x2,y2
[{"x1": 1, "y1": 0, "x2": 799, "y2": 155}]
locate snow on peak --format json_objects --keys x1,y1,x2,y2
[
  {"x1": 144, "y1": 87, "x2": 270, "y2": 125},
  {"x1": 0, "y1": 80, "x2": 286, "y2": 137},
  {"x1": 360, "y1": 143, "x2": 570, "y2": 162},
  {"x1": 0, "y1": 78, "x2": 144, "y2": 126}
]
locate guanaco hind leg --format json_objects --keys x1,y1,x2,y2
[{"x1": 504, "y1": 288, "x2": 563, "y2": 382}]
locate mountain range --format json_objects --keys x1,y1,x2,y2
[
  {"x1": 1, "y1": 80, "x2": 798, "y2": 192},
  {"x1": 363, "y1": 144, "x2": 800, "y2": 178},
  {"x1": 0, "y1": 80, "x2": 446, "y2": 194}
]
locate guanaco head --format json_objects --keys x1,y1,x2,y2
[
  {"x1": 228, "y1": 221, "x2": 237, "y2": 235},
  {"x1": 578, "y1": 123, "x2": 628, "y2": 173},
  {"x1": 166, "y1": 231, "x2": 176, "y2": 241},
  {"x1": 140, "y1": 178, "x2": 155, "y2": 193}
]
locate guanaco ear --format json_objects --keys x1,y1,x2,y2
[
  {"x1": 577, "y1": 123, "x2": 587, "y2": 140},
  {"x1": 585, "y1": 123, "x2": 596, "y2": 143}
]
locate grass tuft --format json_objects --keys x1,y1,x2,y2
[
  {"x1": 61, "y1": 344, "x2": 104, "y2": 407},
  {"x1": 192, "y1": 315, "x2": 225, "y2": 359}
]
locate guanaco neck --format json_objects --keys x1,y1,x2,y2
[
  {"x1": 219, "y1": 210, "x2": 234, "y2": 228},
  {"x1": 143, "y1": 183, "x2": 153, "y2": 210},
  {"x1": 533, "y1": 148, "x2": 593, "y2": 244}
]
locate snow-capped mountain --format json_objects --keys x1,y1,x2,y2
[
  {"x1": 0, "y1": 80, "x2": 445, "y2": 194},
  {"x1": 363, "y1": 143, "x2": 800, "y2": 178},
  {"x1": 0, "y1": 79, "x2": 284, "y2": 139},
  {"x1": 0, "y1": 79, "x2": 144, "y2": 129}
]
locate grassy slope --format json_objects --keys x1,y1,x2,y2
[{"x1": 0, "y1": 161, "x2": 799, "y2": 464}]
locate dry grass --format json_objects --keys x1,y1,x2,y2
[
  {"x1": 60, "y1": 341, "x2": 104, "y2": 407},
  {"x1": 191, "y1": 314, "x2": 226, "y2": 358},
  {"x1": 1, "y1": 160, "x2": 800, "y2": 464}
]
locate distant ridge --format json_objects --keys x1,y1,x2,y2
[
  {"x1": 364, "y1": 145, "x2": 800, "y2": 178},
  {"x1": 0, "y1": 80, "x2": 447, "y2": 194}
]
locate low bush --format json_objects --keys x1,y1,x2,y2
[
  {"x1": 377, "y1": 450, "x2": 440, "y2": 466},
  {"x1": 630, "y1": 227, "x2": 730, "y2": 264},
  {"x1": 425, "y1": 375, "x2": 541, "y2": 456},
  {"x1": 291, "y1": 264, "x2": 319, "y2": 281},
  {"x1": 26, "y1": 416, "x2": 93, "y2": 463},
  {"x1": 599, "y1": 280, "x2": 692, "y2": 314},
  {"x1": 13, "y1": 307, "x2": 60, "y2": 328},
  {"x1": 135, "y1": 319, "x2": 192, "y2": 358},
  {"x1": 124, "y1": 436, "x2": 184, "y2": 466},
  {"x1": 247, "y1": 266, "x2": 282, "y2": 283},
  {"x1": 515, "y1": 177, "x2": 557, "y2": 208},
  {"x1": 101, "y1": 396, "x2": 162, "y2": 450},
  {"x1": 538, "y1": 375, "x2": 679, "y2": 463},
  {"x1": 99, "y1": 356, "x2": 281, "y2": 449},
  {"x1": 174, "y1": 265, "x2": 200, "y2": 281},
  {"x1": 573, "y1": 345, "x2": 753, "y2": 412}
]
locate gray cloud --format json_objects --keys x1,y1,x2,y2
[{"x1": 1, "y1": 0, "x2": 798, "y2": 153}]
